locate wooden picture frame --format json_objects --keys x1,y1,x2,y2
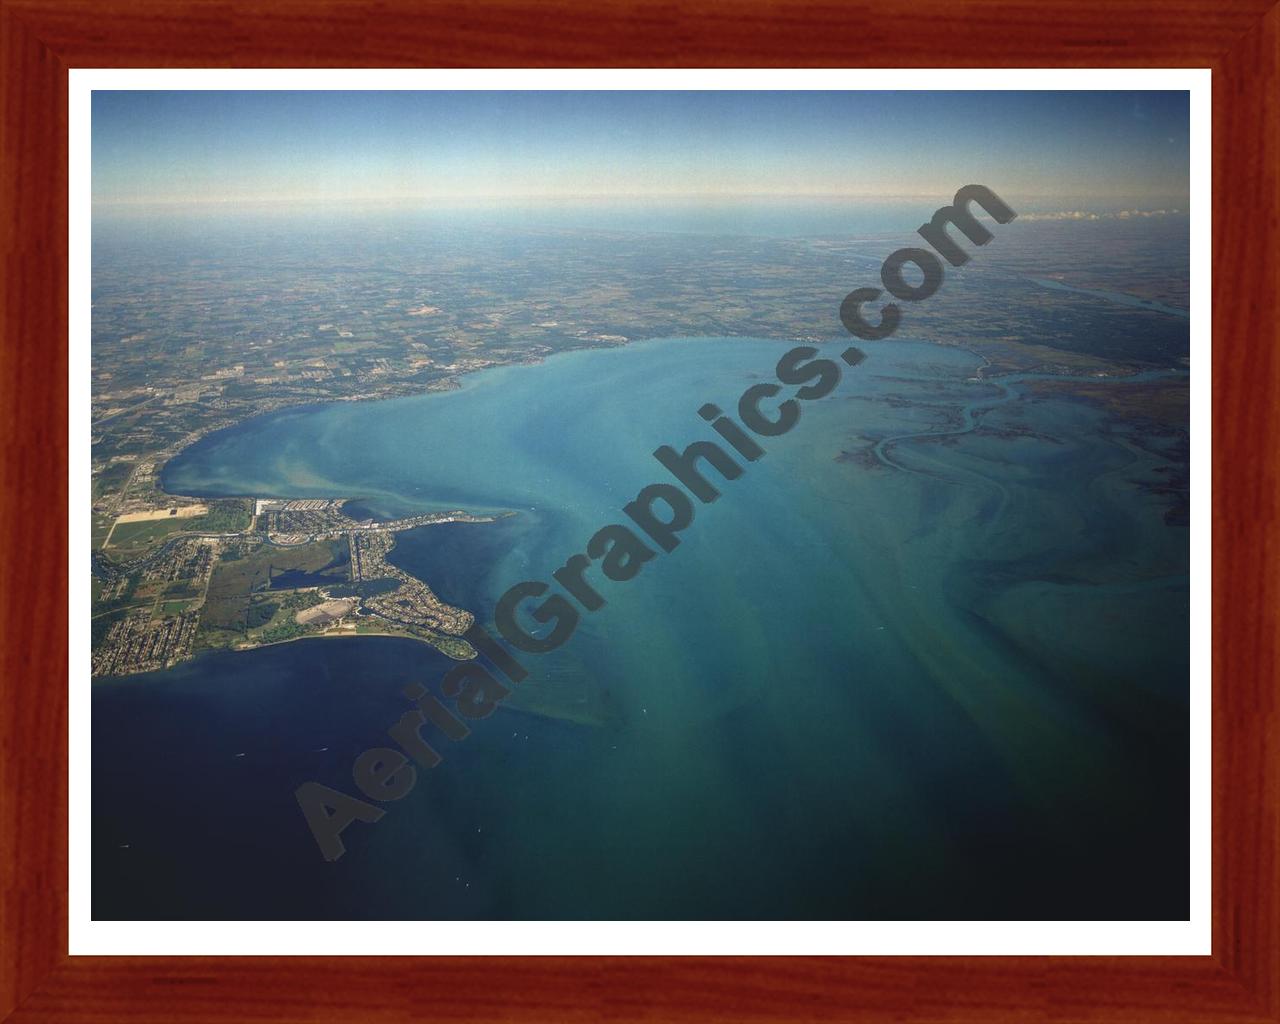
[{"x1": 2, "y1": 1, "x2": 1275, "y2": 1019}]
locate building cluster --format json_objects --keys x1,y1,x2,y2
[{"x1": 92, "y1": 610, "x2": 199, "y2": 677}]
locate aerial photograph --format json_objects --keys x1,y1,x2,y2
[{"x1": 90, "y1": 89, "x2": 1191, "y2": 921}]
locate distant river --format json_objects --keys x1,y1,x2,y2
[
  {"x1": 96, "y1": 337, "x2": 1189, "y2": 921},
  {"x1": 1029, "y1": 277, "x2": 1190, "y2": 318}
]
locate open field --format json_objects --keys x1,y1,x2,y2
[
  {"x1": 103, "y1": 498, "x2": 253, "y2": 557},
  {"x1": 106, "y1": 516, "x2": 197, "y2": 554},
  {"x1": 115, "y1": 504, "x2": 209, "y2": 523}
]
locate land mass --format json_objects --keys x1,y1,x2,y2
[{"x1": 91, "y1": 497, "x2": 503, "y2": 678}]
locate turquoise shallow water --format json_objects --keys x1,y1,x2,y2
[{"x1": 95, "y1": 337, "x2": 1189, "y2": 920}]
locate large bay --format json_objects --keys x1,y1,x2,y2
[{"x1": 95, "y1": 337, "x2": 1189, "y2": 920}]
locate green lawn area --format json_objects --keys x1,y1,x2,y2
[
  {"x1": 196, "y1": 499, "x2": 253, "y2": 533},
  {"x1": 107, "y1": 516, "x2": 192, "y2": 554}
]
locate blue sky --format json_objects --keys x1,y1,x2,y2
[{"x1": 92, "y1": 90, "x2": 1190, "y2": 206}]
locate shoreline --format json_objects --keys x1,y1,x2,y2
[
  {"x1": 228, "y1": 626, "x2": 475, "y2": 659},
  {"x1": 92, "y1": 628, "x2": 473, "y2": 684},
  {"x1": 150, "y1": 334, "x2": 844, "y2": 505},
  {"x1": 148, "y1": 333, "x2": 1171, "y2": 509}
]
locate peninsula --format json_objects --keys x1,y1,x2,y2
[{"x1": 91, "y1": 496, "x2": 503, "y2": 678}]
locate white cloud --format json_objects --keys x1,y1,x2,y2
[{"x1": 1018, "y1": 208, "x2": 1181, "y2": 222}]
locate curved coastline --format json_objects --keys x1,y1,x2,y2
[{"x1": 155, "y1": 334, "x2": 832, "y2": 504}]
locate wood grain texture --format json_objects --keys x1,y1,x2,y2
[
  {"x1": 1, "y1": 1, "x2": 1276, "y2": 1020},
  {"x1": 0, "y1": 0, "x2": 1275, "y2": 66}
]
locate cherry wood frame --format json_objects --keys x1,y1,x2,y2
[{"x1": 2, "y1": 1, "x2": 1276, "y2": 1020}]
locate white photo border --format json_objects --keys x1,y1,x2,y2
[{"x1": 69, "y1": 67, "x2": 1212, "y2": 956}]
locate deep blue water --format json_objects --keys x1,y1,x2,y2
[
  {"x1": 97, "y1": 337, "x2": 1190, "y2": 920},
  {"x1": 386, "y1": 518, "x2": 538, "y2": 619}
]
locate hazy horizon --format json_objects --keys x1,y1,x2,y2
[{"x1": 92, "y1": 90, "x2": 1191, "y2": 209}]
